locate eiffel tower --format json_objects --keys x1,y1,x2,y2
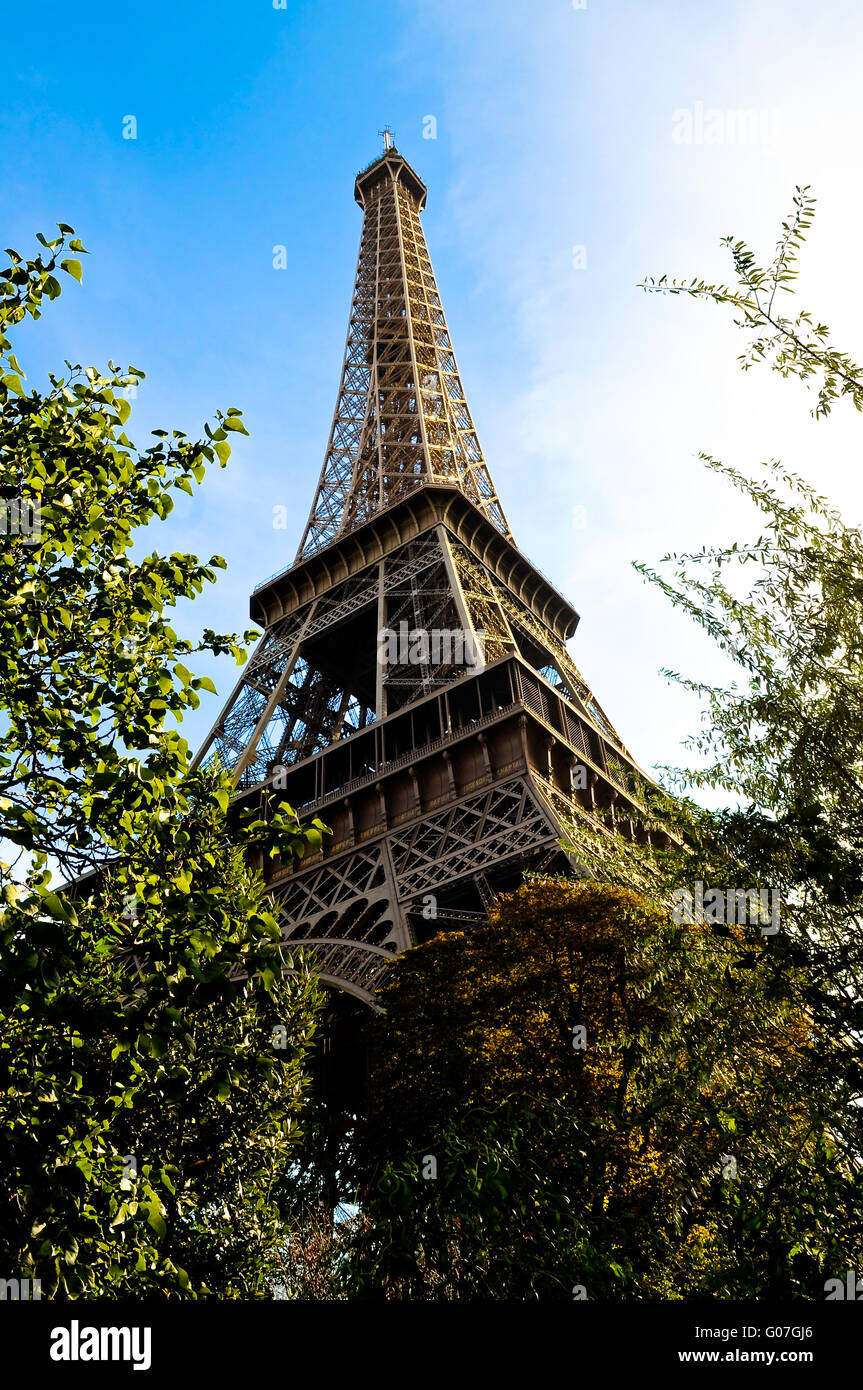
[{"x1": 194, "y1": 138, "x2": 653, "y2": 1013}]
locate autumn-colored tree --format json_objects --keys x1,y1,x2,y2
[{"x1": 342, "y1": 879, "x2": 847, "y2": 1299}]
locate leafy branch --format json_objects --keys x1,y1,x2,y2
[{"x1": 640, "y1": 188, "x2": 863, "y2": 418}]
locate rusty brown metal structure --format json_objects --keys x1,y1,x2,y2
[{"x1": 194, "y1": 142, "x2": 653, "y2": 1008}]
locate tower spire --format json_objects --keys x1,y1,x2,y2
[{"x1": 296, "y1": 145, "x2": 510, "y2": 560}]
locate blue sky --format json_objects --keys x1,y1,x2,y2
[{"x1": 6, "y1": 0, "x2": 863, "y2": 786}]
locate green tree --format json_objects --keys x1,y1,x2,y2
[
  {"x1": 633, "y1": 187, "x2": 863, "y2": 1283},
  {"x1": 0, "y1": 227, "x2": 327, "y2": 1297}
]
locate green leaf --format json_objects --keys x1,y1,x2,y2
[
  {"x1": 145, "y1": 1205, "x2": 167, "y2": 1239},
  {"x1": 39, "y1": 891, "x2": 77, "y2": 925}
]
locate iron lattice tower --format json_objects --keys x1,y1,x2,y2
[{"x1": 194, "y1": 144, "x2": 653, "y2": 1008}]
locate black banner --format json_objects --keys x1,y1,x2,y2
[{"x1": 2, "y1": 1297, "x2": 856, "y2": 1379}]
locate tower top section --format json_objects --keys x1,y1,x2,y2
[
  {"x1": 354, "y1": 143, "x2": 428, "y2": 211},
  {"x1": 296, "y1": 148, "x2": 509, "y2": 560}
]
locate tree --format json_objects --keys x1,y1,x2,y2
[
  {"x1": 632, "y1": 187, "x2": 863, "y2": 1284},
  {"x1": 343, "y1": 879, "x2": 832, "y2": 1299},
  {"x1": 0, "y1": 227, "x2": 327, "y2": 1297}
]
